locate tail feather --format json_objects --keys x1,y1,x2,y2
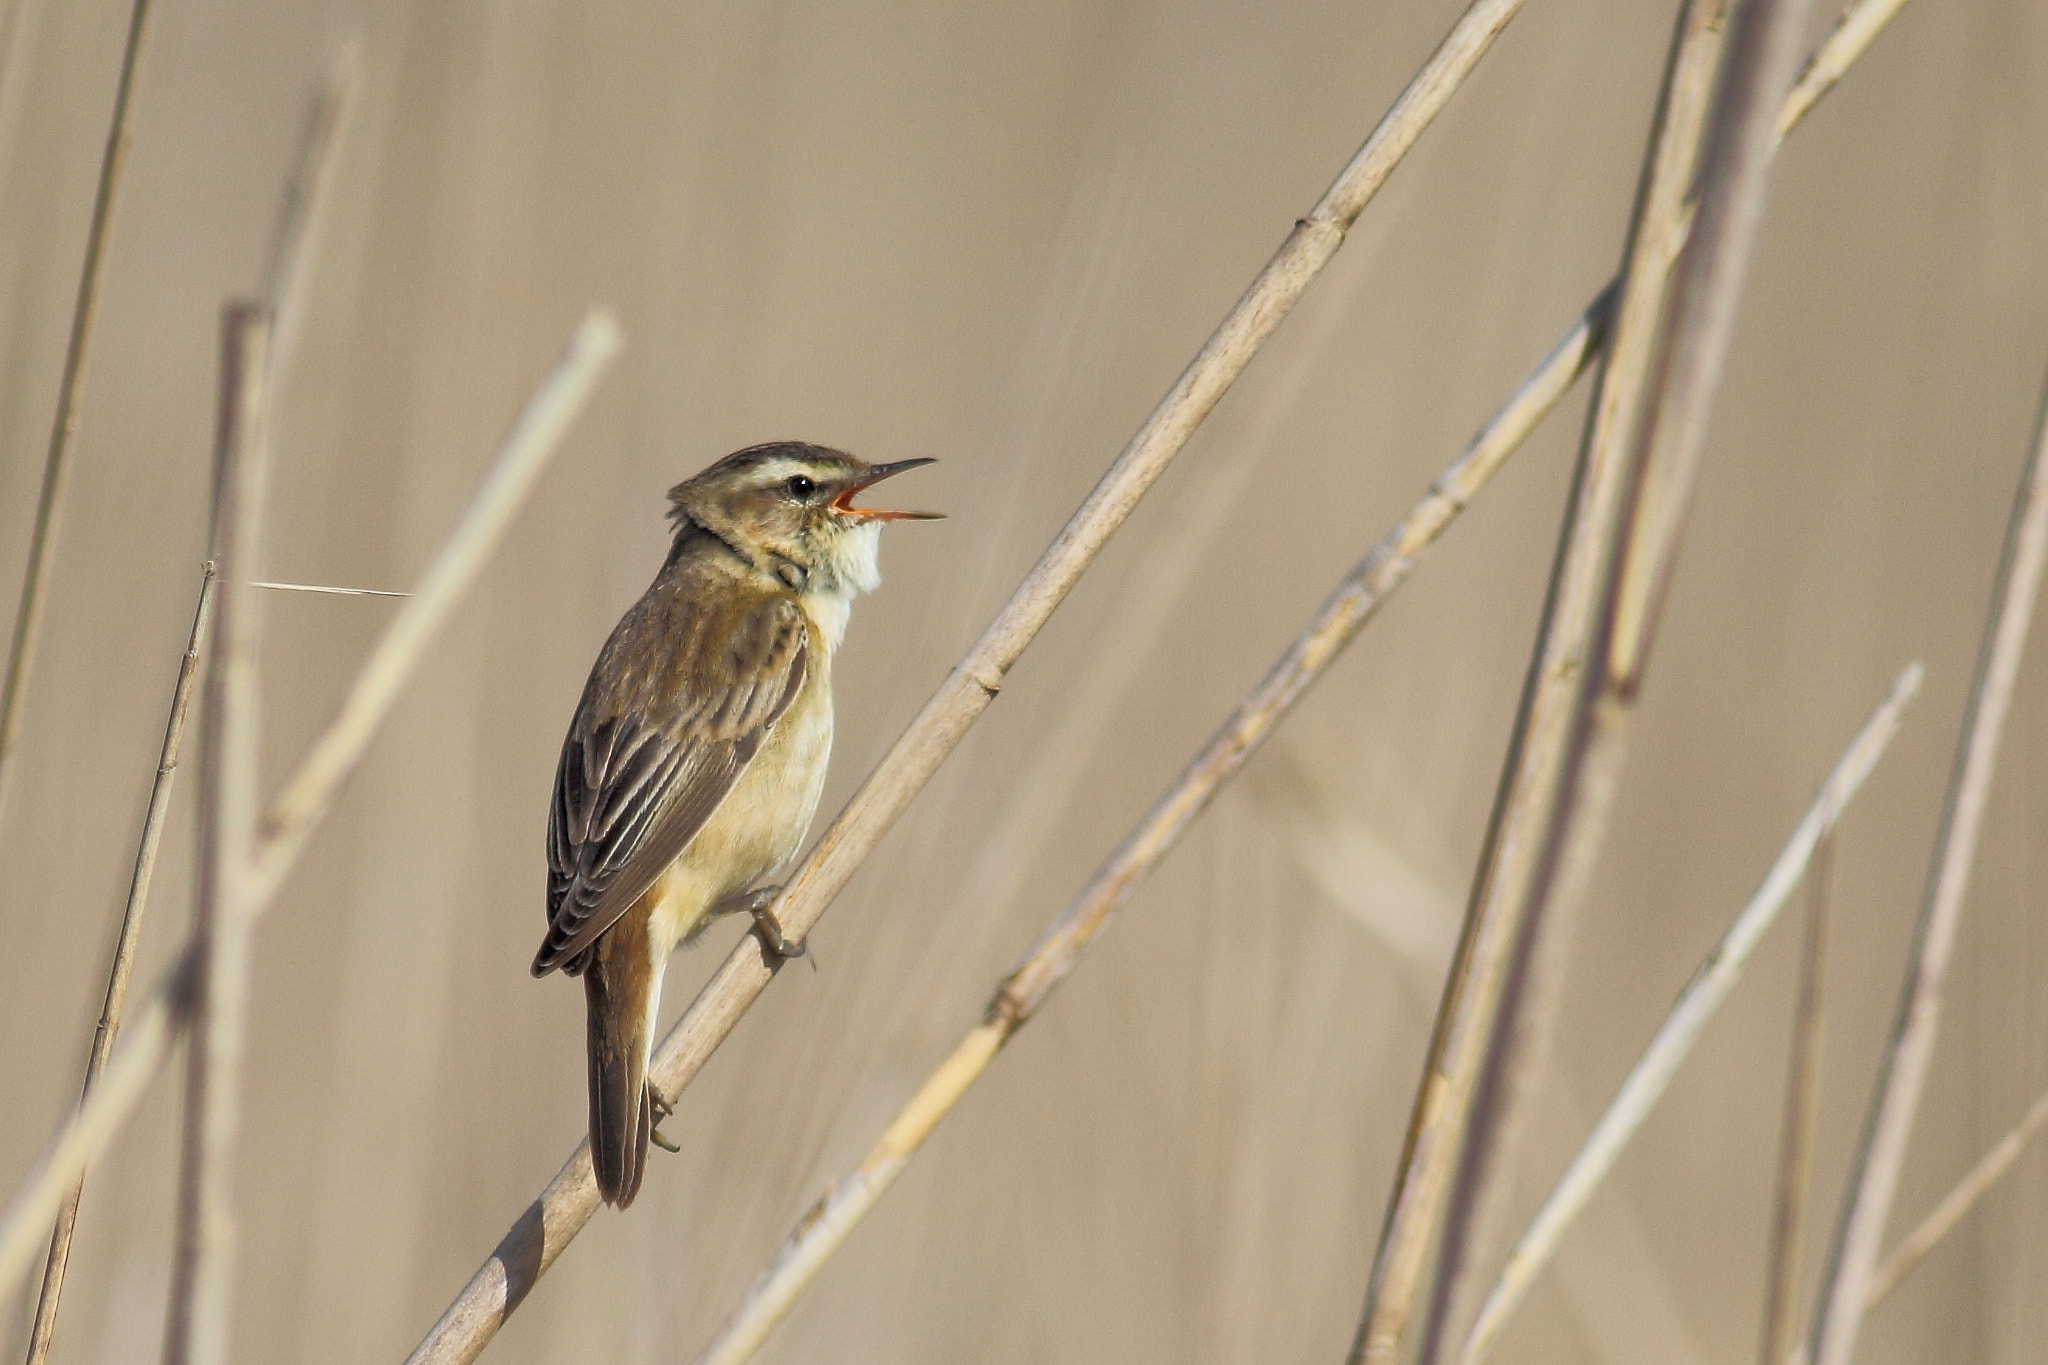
[{"x1": 584, "y1": 923, "x2": 654, "y2": 1207}]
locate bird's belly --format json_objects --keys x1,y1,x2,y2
[{"x1": 644, "y1": 682, "x2": 834, "y2": 953}]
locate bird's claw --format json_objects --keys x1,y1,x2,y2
[
  {"x1": 750, "y1": 903, "x2": 808, "y2": 962},
  {"x1": 649, "y1": 1086, "x2": 681, "y2": 1154},
  {"x1": 727, "y1": 885, "x2": 807, "y2": 961}
]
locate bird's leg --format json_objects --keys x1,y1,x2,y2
[
  {"x1": 648, "y1": 1085, "x2": 681, "y2": 1154},
  {"x1": 714, "y1": 885, "x2": 809, "y2": 963}
]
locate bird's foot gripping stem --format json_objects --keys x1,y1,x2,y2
[
  {"x1": 722, "y1": 885, "x2": 809, "y2": 963},
  {"x1": 649, "y1": 1086, "x2": 681, "y2": 1154}
]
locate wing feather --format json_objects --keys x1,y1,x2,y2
[{"x1": 534, "y1": 583, "x2": 808, "y2": 977}]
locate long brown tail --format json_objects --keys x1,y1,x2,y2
[{"x1": 583, "y1": 918, "x2": 654, "y2": 1207}]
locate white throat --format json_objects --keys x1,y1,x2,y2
[{"x1": 802, "y1": 520, "x2": 882, "y2": 652}]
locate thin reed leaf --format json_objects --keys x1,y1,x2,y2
[{"x1": 250, "y1": 582, "x2": 407, "y2": 598}]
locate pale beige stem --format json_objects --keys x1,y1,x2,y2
[
  {"x1": 403, "y1": 4, "x2": 1532, "y2": 1358},
  {"x1": 162, "y1": 303, "x2": 272, "y2": 1365},
  {"x1": 0, "y1": 310, "x2": 619, "y2": 1307},
  {"x1": 22, "y1": 564, "x2": 216, "y2": 1365},
  {"x1": 1455, "y1": 668, "x2": 1919, "y2": 1365},
  {"x1": 1758, "y1": 830, "x2": 1835, "y2": 1365},
  {"x1": 0, "y1": 0, "x2": 157, "y2": 821},
  {"x1": 694, "y1": 1024, "x2": 1008, "y2": 1365},
  {"x1": 684, "y1": 275, "x2": 1614, "y2": 1365},
  {"x1": 1806, "y1": 369, "x2": 2048, "y2": 1365},
  {"x1": 1775, "y1": 0, "x2": 1912, "y2": 140}
]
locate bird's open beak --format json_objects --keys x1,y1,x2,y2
[{"x1": 831, "y1": 458, "x2": 944, "y2": 522}]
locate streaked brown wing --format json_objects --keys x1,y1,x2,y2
[{"x1": 534, "y1": 587, "x2": 808, "y2": 977}]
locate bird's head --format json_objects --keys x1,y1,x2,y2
[{"x1": 667, "y1": 442, "x2": 940, "y2": 595}]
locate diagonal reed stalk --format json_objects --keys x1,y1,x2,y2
[
  {"x1": 161, "y1": 301, "x2": 271, "y2": 1365},
  {"x1": 1758, "y1": 828, "x2": 1836, "y2": 1365},
  {"x1": 684, "y1": 271, "x2": 1617, "y2": 1365},
  {"x1": 1455, "y1": 666, "x2": 1921, "y2": 1365},
  {"x1": 19, "y1": 56, "x2": 358, "y2": 1365},
  {"x1": 0, "y1": 309, "x2": 622, "y2": 1305},
  {"x1": 19, "y1": 563, "x2": 214, "y2": 1365},
  {"x1": 1417, "y1": 0, "x2": 1824, "y2": 1352},
  {"x1": 402, "y1": 4, "x2": 1533, "y2": 1358},
  {"x1": 0, "y1": 0, "x2": 157, "y2": 823},
  {"x1": 1805, "y1": 364, "x2": 2048, "y2": 1365}
]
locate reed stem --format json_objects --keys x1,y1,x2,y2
[
  {"x1": 0, "y1": 0, "x2": 157, "y2": 822},
  {"x1": 161, "y1": 301, "x2": 271, "y2": 1365}
]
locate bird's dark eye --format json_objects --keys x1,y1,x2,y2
[{"x1": 785, "y1": 475, "x2": 815, "y2": 500}]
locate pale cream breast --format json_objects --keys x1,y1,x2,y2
[{"x1": 644, "y1": 609, "x2": 838, "y2": 955}]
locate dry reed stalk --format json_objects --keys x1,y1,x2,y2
[
  {"x1": 1418, "y1": 0, "x2": 1822, "y2": 1352},
  {"x1": 684, "y1": 277, "x2": 1616, "y2": 1365},
  {"x1": 1454, "y1": 666, "x2": 1920, "y2": 1365},
  {"x1": 161, "y1": 301, "x2": 271, "y2": 1365},
  {"x1": 19, "y1": 59, "x2": 357, "y2": 1364},
  {"x1": 1773, "y1": 0, "x2": 1910, "y2": 140},
  {"x1": 0, "y1": 310, "x2": 621, "y2": 1304},
  {"x1": 1805, "y1": 367, "x2": 2048, "y2": 1365},
  {"x1": 1758, "y1": 830, "x2": 1836, "y2": 1365},
  {"x1": 21, "y1": 564, "x2": 215, "y2": 1365},
  {"x1": 0, "y1": 0, "x2": 156, "y2": 821},
  {"x1": 1349, "y1": 0, "x2": 1916, "y2": 1351},
  {"x1": 402, "y1": 5, "x2": 1532, "y2": 1357}
]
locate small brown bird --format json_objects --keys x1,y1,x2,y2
[{"x1": 533, "y1": 442, "x2": 938, "y2": 1207}]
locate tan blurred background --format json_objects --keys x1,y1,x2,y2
[{"x1": 1, "y1": 1, "x2": 2044, "y2": 1362}]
